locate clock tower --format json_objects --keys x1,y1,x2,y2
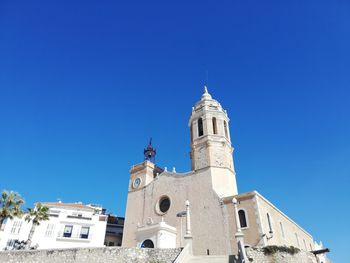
[
  {"x1": 128, "y1": 140, "x2": 163, "y2": 193},
  {"x1": 189, "y1": 86, "x2": 238, "y2": 197}
]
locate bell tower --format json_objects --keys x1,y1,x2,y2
[
  {"x1": 189, "y1": 86, "x2": 238, "y2": 197},
  {"x1": 128, "y1": 140, "x2": 162, "y2": 193}
]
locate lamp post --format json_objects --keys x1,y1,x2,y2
[
  {"x1": 232, "y1": 198, "x2": 249, "y2": 262},
  {"x1": 177, "y1": 200, "x2": 193, "y2": 254},
  {"x1": 185, "y1": 200, "x2": 191, "y2": 236},
  {"x1": 176, "y1": 211, "x2": 186, "y2": 247}
]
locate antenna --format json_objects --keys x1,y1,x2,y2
[{"x1": 205, "y1": 70, "x2": 209, "y2": 86}]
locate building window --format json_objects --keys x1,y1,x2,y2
[
  {"x1": 63, "y1": 225, "x2": 73, "y2": 238},
  {"x1": 45, "y1": 224, "x2": 55, "y2": 237},
  {"x1": 49, "y1": 209, "x2": 60, "y2": 217},
  {"x1": 238, "y1": 210, "x2": 248, "y2": 228},
  {"x1": 279, "y1": 222, "x2": 285, "y2": 238},
  {"x1": 108, "y1": 241, "x2": 115, "y2": 246},
  {"x1": 10, "y1": 221, "x2": 22, "y2": 234},
  {"x1": 198, "y1": 118, "x2": 204, "y2": 137},
  {"x1": 212, "y1": 117, "x2": 217, "y2": 134},
  {"x1": 224, "y1": 120, "x2": 228, "y2": 138},
  {"x1": 141, "y1": 239, "x2": 154, "y2": 248},
  {"x1": 303, "y1": 239, "x2": 307, "y2": 250},
  {"x1": 80, "y1": 226, "x2": 90, "y2": 239},
  {"x1": 295, "y1": 233, "x2": 300, "y2": 247},
  {"x1": 0, "y1": 218, "x2": 8, "y2": 231},
  {"x1": 190, "y1": 123, "x2": 194, "y2": 143},
  {"x1": 267, "y1": 213, "x2": 273, "y2": 233},
  {"x1": 159, "y1": 196, "x2": 171, "y2": 213},
  {"x1": 6, "y1": 239, "x2": 18, "y2": 249}
]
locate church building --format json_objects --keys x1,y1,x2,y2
[{"x1": 122, "y1": 87, "x2": 320, "y2": 256}]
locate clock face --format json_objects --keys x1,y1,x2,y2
[{"x1": 132, "y1": 177, "x2": 142, "y2": 189}]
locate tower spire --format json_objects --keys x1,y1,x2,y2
[{"x1": 201, "y1": 85, "x2": 212, "y2": 100}]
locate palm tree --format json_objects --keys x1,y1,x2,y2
[
  {"x1": 0, "y1": 190, "x2": 24, "y2": 230},
  {"x1": 25, "y1": 203, "x2": 49, "y2": 249}
]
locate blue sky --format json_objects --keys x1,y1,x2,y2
[{"x1": 0, "y1": 0, "x2": 349, "y2": 261}]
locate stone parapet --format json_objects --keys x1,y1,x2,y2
[
  {"x1": 0, "y1": 247, "x2": 182, "y2": 263},
  {"x1": 246, "y1": 247, "x2": 320, "y2": 263}
]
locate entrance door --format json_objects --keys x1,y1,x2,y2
[{"x1": 141, "y1": 239, "x2": 154, "y2": 248}]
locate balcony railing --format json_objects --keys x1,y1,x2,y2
[
  {"x1": 56, "y1": 232, "x2": 91, "y2": 241},
  {"x1": 66, "y1": 215, "x2": 92, "y2": 220}
]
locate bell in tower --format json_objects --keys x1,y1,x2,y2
[{"x1": 144, "y1": 138, "x2": 156, "y2": 163}]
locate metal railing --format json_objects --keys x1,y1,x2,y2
[
  {"x1": 56, "y1": 232, "x2": 91, "y2": 240},
  {"x1": 66, "y1": 215, "x2": 92, "y2": 220}
]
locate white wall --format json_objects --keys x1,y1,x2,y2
[{"x1": 0, "y1": 205, "x2": 107, "y2": 250}]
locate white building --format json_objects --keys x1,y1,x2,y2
[{"x1": 0, "y1": 202, "x2": 107, "y2": 250}]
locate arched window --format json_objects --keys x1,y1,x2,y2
[
  {"x1": 190, "y1": 123, "x2": 193, "y2": 143},
  {"x1": 141, "y1": 239, "x2": 154, "y2": 248},
  {"x1": 267, "y1": 213, "x2": 273, "y2": 233},
  {"x1": 198, "y1": 118, "x2": 204, "y2": 137},
  {"x1": 295, "y1": 233, "x2": 300, "y2": 247},
  {"x1": 223, "y1": 120, "x2": 228, "y2": 138},
  {"x1": 238, "y1": 210, "x2": 247, "y2": 228},
  {"x1": 212, "y1": 117, "x2": 217, "y2": 134},
  {"x1": 280, "y1": 222, "x2": 285, "y2": 238}
]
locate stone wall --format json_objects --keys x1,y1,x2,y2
[
  {"x1": 0, "y1": 247, "x2": 328, "y2": 263},
  {"x1": 0, "y1": 247, "x2": 182, "y2": 263},
  {"x1": 246, "y1": 247, "x2": 319, "y2": 263}
]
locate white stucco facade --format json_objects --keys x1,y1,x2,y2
[
  {"x1": 136, "y1": 221, "x2": 177, "y2": 249},
  {"x1": 0, "y1": 202, "x2": 107, "y2": 250}
]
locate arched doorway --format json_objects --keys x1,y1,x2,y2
[{"x1": 141, "y1": 239, "x2": 154, "y2": 248}]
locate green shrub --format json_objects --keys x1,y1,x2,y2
[{"x1": 263, "y1": 245, "x2": 300, "y2": 255}]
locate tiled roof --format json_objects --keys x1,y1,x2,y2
[{"x1": 41, "y1": 202, "x2": 94, "y2": 210}]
